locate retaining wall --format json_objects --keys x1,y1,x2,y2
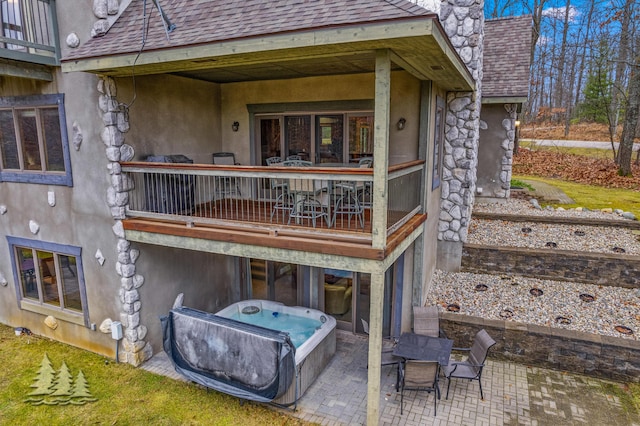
[
  {"x1": 462, "y1": 244, "x2": 640, "y2": 288},
  {"x1": 441, "y1": 313, "x2": 640, "y2": 382}
]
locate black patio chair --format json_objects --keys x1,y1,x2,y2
[
  {"x1": 399, "y1": 360, "x2": 440, "y2": 416},
  {"x1": 412, "y1": 305, "x2": 447, "y2": 338},
  {"x1": 442, "y1": 329, "x2": 496, "y2": 400}
]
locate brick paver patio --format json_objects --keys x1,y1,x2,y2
[{"x1": 143, "y1": 330, "x2": 640, "y2": 425}]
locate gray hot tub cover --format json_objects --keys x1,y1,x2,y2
[{"x1": 161, "y1": 301, "x2": 295, "y2": 402}]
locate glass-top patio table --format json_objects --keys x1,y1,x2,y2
[{"x1": 392, "y1": 332, "x2": 453, "y2": 365}]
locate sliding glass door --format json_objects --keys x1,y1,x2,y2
[
  {"x1": 249, "y1": 259, "x2": 298, "y2": 306},
  {"x1": 257, "y1": 112, "x2": 371, "y2": 165}
]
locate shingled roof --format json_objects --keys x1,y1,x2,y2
[
  {"x1": 65, "y1": 0, "x2": 433, "y2": 61},
  {"x1": 482, "y1": 15, "x2": 532, "y2": 101}
]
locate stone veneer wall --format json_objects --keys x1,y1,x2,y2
[
  {"x1": 99, "y1": 77, "x2": 153, "y2": 366},
  {"x1": 462, "y1": 244, "x2": 640, "y2": 288},
  {"x1": 440, "y1": 313, "x2": 640, "y2": 382},
  {"x1": 437, "y1": 0, "x2": 484, "y2": 244}
]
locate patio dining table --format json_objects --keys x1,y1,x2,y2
[
  {"x1": 392, "y1": 332, "x2": 453, "y2": 398},
  {"x1": 392, "y1": 332, "x2": 453, "y2": 365}
]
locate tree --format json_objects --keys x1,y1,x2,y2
[
  {"x1": 579, "y1": 65, "x2": 612, "y2": 124},
  {"x1": 618, "y1": 58, "x2": 640, "y2": 176},
  {"x1": 610, "y1": 0, "x2": 635, "y2": 141}
]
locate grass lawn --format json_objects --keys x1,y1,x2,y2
[
  {"x1": 0, "y1": 324, "x2": 310, "y2": 426},
  {"x1": 512, "y1": 174, "x2": 640, "y2": 217}
]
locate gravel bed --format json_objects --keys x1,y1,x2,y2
[
  {"x1": 427, "y1": 270, "x2": 640, "y2": 340},
  {"x1": 474, "y1": 198, "x2": 634, "y2": 222},
  {"x1": 468, "y1": 219, "x2": 640, "y2": 255}
]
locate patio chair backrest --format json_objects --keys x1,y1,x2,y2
[
  {"x1": 212, "y1": 152, "x2": 237, "y2": 165},
  {"x1": 288, "y1": 178, "x2": 322, "y2": 193},
  {"x1": 403, "y1": 360, "x2": 438, "y2": 389},
  {"x1": 468, "y1": 329, "x2": 496, "y2": 374},
  {"x1": 413, "y1": 305, "x2": 440, "y2": 338},
  {"x1": 358, "y1": 157, "x2": 373, "y2": 167},
  {"x1": 286, "y1": 155, "x2": 303, "y2": 161},
  {"x1": 266, "y1": 156, "x2": 282, "y2": 165},
  {"x1": 282, "y1": 160, "x2": 312, "y2": 167}
]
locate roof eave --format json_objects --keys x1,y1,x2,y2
[
  {"x1": 481, "y1": 95, "x2": 528, "y2": 104},
  {"x1": 61, "y1": 17, "x2": 474, "y2": 91}
]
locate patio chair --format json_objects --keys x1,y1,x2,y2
[
  {"x1": 413, "y1": 305, "x2": 446, "y2": 338},
  {"x1": 399, "y1": 360, "x2": 440, "y2": 416},
  {"x1": 331, "y1": 162, "x2": 370, "y2": 228},
  {"x1": 212, "y1": 152, "x2": 241, "y2": 198},
  {"x1": 442, "y1": 329, "x2": 496, "y2": 400},
  {"x1": 282, "y1": 159, "x2": 312, "y2": 167},
  {"x1": 358, "y1": 157, "x2": 373, "y2": 208},
  {"x1": 286, "y1": 154, "x2": 302, "y2": 161},
  {"x1": 267, "y1": 157, "x2": 291, "y2": 221},
  {"x1": 358, "y1": 157, "x2": 373, "y2": 167},
  {"x1": 287, "y1": 177, "x2": 330, "y2": 228},
  {"x1": 265, "y1": 156, "x2": 282, "y2": 165},
  {"x1": 361, "y1": 319, "x2": 402, "y2": 391}
]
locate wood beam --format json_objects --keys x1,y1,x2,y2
[
  {"x1": 123, "y1": 218, "x2": 384, "y2": 259},
  {"x1": 0, "y1": 58, "x2": 52, "y2": 81}
]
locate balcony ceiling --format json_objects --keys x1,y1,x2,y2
[{"x1": 62, "y1": 18, "x2": 474, "y2": 91}]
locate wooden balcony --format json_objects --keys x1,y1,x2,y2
[
  {"x1": 120, "y1": 160, "x2": 426, "y2": 258},
  {"x1": 1, "y1": 0, "x2": 60, "y2": 70}
]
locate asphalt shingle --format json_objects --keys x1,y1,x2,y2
[
  {"x1": 65, "y1": 0, "x2": 435, "y2": 61},
  {"x1": 482, "y1": 15, "x2": 532, "y2": 99}
]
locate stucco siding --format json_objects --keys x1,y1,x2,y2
[
  {"x1": 0, "y1": 1, "x2": 120, "y2": 356},
  {"x1": 116, "y1": 74, "x2": 222, "y2": 164},
  {"x1": 135, "y1": 246, "x2": 240, "y2": 353}
]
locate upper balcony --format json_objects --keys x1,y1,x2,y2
[
  {"x1": 1, "y1": 0, "x2": 60, "y2": 73},
  {"x1": 120, "y1": 159, "x2": 426, "y2": 260}
]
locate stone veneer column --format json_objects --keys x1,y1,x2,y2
[
  {"x1": 498, "y1": 104, "x2": 517, "y2": 198},
  {"x1": 436, "y1": 0, "x2": 484, "y2": 271},
  {"x1": 99, "y1": 76, "x2": 153, "y2": 366}
]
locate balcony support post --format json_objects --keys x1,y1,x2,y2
[
  {"x1": 371, "y1": 49, "x2": 390, "y2": 251},
  {"x1": 366, "y1": 267, "x2": 385, "y2": 426}
]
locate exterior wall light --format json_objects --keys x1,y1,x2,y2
[
  {"x1": 397, "y1": 117, "x2": 406, "y2": 130},
  {"x1": 232, "y1": 121, "x2": 240, "y2": 132}
]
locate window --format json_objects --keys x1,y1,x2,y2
[
  {"x1": 8, "y1": 237, "x2": 88, "y2": 326},
  {"x1": 0, "y1": 94, "x2": 72, "y2": 186},
  {"x1": 432, "y1": 96, "x2": 445, "y2": 190},
  {"x1": 348, "y1": 115, "x2": 373, "y2": 162}
]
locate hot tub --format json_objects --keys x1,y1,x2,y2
[{"x1": 216, "y1": 300, "x2": 336, "y2": 406}]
